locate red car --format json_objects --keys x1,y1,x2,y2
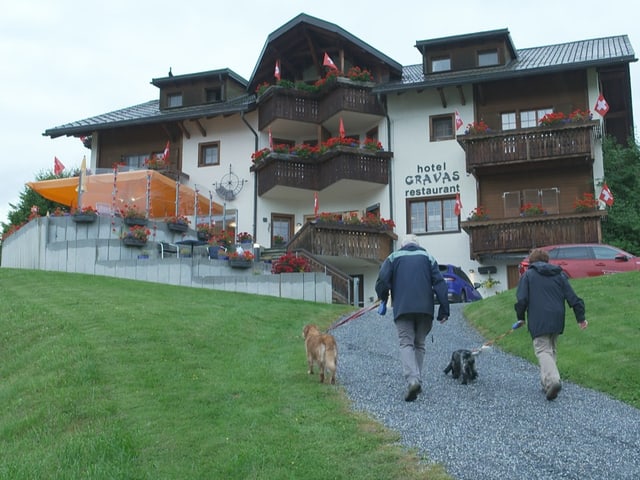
[{"x1": 518, "y1": 243, "x2": 640, "y2": 278}]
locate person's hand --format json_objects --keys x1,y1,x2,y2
[
  {"x1": 377, "y1": 302, "x2": 387, "y2": 316},
  {"x1": 438, "y1": 316, "x2": 448, "y2": 324},
  {"x1": 578, "y1": 320, "x2": 588, "y2": 330},
  {"x1": 512, "y1": 320, "x2": 525, "y2": 329}
]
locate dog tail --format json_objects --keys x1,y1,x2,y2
[{"x1": 471, "y1": 349, "x2": 481, "y2": 356}]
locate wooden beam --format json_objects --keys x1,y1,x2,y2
[
  {"x1": 437, "y1": 87, "x2": 447, "y2": 108},
  {"x1": 192, "y1": 119, "x2": 206, "y2": 137},
  {"x1": 457, "y1": 85, "x2": 466, "y2": 106},
  {"x1": 178, "y1": 121, "x2": 191, "y2": 140}
]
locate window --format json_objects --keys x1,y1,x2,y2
[
  {"x1": 122, "y1": 154, "x2": 147, "y2": 169},
  {"x1": 167, "y1": 93, "x2": 182, "y2": 108},
  {"x1": 409, "y1": 197, "x2": 458, "y2": 234},
  {"x1": 478, "y1": 49, "x2": 499, "y2": 67},
  {"x1": 431, "y1": 56, "x2": 451, "y2": 73},
  {"x1": 205, "y1": 87, "x2": 221, "y2": 103},
  {"x1": 501, "y1": 112, "x2": 516, "y2": 130},
  {"x1": 430, "y1": 114, "x2": 455, "y2": 141},
  {"x1": 503, "y1": 188, "x2": 559, "y2": 217},
  {"x1": 521, "y1": 108, "x2": 553, "y2": 128},
  {"x1": 199, "y1": 142, "x2": 220, "y2": 167}
]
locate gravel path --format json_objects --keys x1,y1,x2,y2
[{"x1": 332, "y1": 303, "x2": 640, "y2": 480}]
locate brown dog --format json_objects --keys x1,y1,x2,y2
[{"x1": 302, "y1": 324, "x2": 338, "y2": 384}]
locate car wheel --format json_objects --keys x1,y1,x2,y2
[{"x1": 461, "y1": 290, "x2": 467, "y2": 303}]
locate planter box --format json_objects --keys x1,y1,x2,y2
[
  {"x1": 122, "y1": 237, "x2": 147, "y2": 247},
  {"x1": 228, "y1": 259, "x2": 253, "y2": 269},
  {"x1": 72, "y1": 214, "x2": 97, "y2": 224},
  {"x1": 167, "y1": 222, "x2": 188, "y2": 233},
  {"x1": 124, "y1": 217, "x2": 147, "y2": 227}
]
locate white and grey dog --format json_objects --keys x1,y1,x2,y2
[{"x1": 443, "y1": 349, "x2": 479, "y2": 384}]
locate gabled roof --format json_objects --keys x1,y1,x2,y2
[
  {"x1": 247, "y1": 13, "x2": 403, "y2": 91},
  {"x1": 374, "y1": 35, "x2": 636, "y2": 94},
  {"x1": 44, "y1": 95, "x2": 255, "y2": 139}
]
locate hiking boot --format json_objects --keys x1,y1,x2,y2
[
  {"x1": 546, "y1": 382, "x2": 562, "y2": 401},
  {"x1": 404, "y1": 381, "x2": 421, "y2": 402}
]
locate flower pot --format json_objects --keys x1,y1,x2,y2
[
  {"x1": 167, "y1": 222, "x2": 188, "y2": 233},
  {"x1": 124, "y1": 217, "x2": 147, "y2": 227},
  {"x1": 122, "y1": 237, "x2": 147, "y2": 247},
  {"x1": 207, "y1": 245, "x2": 220, "y2": 259},
  {"x1": 72, "y1": 214, "x2": 97, "y2": 224}
]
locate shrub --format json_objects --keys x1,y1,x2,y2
[{"x1": 271, "y1": 252, "x2": 311, "y2": 273}]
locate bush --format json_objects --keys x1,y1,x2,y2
[{"x1": 271, "y1": 253, "x2": 311, "y2": 273}]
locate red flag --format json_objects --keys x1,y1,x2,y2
[
  {"x1": 454, "y1": 193, "x2": 463, "y2": 216},
  {"x1": 314, "y1": 192, "x2": 319, "y2": 217},
  {"x1": 274, "y1": 60, "x2": 281, "y2": 81},
  {"x1": 599, "y1": 183, "x2": 614, "y2": 206},
  {"x1": 268, "y1": 128, "x2": 273, "y2": 149},
  {"x1": 594, "y1": 94, "x2": 610, "y2": 117},
  {"x1": 162, "y1": 141, "x2": 170, "y2": 162},
  {"x1": 455, "y1": 111, "x2": 464, "y2": 130},
  {"x1": 54, "y1": 156, "x2": 65, "y2": 175},
  {"x1": 339, "y1": 117, "x2": 345, "y2": 138},
  {"x1": 323, "y1": 52, "x2": 338, "y2": 70}
]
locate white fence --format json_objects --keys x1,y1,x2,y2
[{"x1": 1, "y1": 216, "x2": 333, "y2": 303}]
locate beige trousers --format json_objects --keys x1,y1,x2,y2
[{"x1": 533, "y1": 334, "x2": 561, "y2": 390}]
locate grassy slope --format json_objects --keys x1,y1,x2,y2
[
  {"x1": 0, "y1": 269, "x2": 450, "y2": 480},
  {"x1": 464, "y1": 271, "x2": 640, "y2": 408}
]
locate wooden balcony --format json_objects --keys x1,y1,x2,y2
[
  {"x1": 457, "y1": 121, "x2": 600, "y2": 173},
  {"x1": 289, "y1": 222, "x2": 398, "y2": 265},
  {"x1": 460, "y1": 210, "x2": 607, "y2": 260},
  {"x1": 257, "y1": 80, "x2": 384, "y2": 130},
  {"x1": 250, "y1": 147, "x2": 392, "y2": 196}
]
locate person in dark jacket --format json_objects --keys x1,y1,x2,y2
[
  {"x1": 375, "y1": 234, "x2": 450, "y2": 402},
  {"x1": 515, "y1": 248, "x2": 588, "y2": 400}
]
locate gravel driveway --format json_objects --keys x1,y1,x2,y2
[{"x1": 332, "y1": 303, "x2": 640, "y2": 480}]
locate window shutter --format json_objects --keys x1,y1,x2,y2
[{"x1": 503, "y1": 191, "x2": 521, "y2": 217}]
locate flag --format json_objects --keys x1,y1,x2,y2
[
  {"x1": 54, "y1": 156, "x2": 65, "y2": 175},
  {"x1": 162, "y1": 141, "x2": 170, "y2": 162},
  {"x1": 268, "y1": 127, "x2": 273, "y2": 149},
  {"x1": 314, "y1": 192, "x2": 319, "y2": 217},
  {"x1": 274, "y1": 59, "x2": 281, "y2": 81},
  {"x1": 594, "y1": 94, "x2": 610, "y2": 117},
  {"x1": 599, "y1": 183, "x2": 614, "y2": 206},
  {"x1": 455, "y1": 111, "x2": 464, "y2": 130},
  {"x1": 323, "y1": 52, "x2": 338, "y2": 70},
  {"x1": 454, "y1": 193, "x2": 463, "y2": 216},
  {"x1": 339, "y1": 117, "x2": 345, "y2": 138}
]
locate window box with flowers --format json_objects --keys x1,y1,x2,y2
[
  {"x1": 121, "y1": 204, "x2": 147, "y2": 226},
  {"x1": 121, "y1": 225, "x2": 151, "y2": 247},
  {"x1": 228, "y1": 249, "x2": 255, "y2": 268},
  {"x1": 464, "y1": 121, "x2": 491, "y2": 135},
  {"x1": 573, "y1": 192, "x2": 598, "y2": 213},
  {"x1": 196, "y1": 223, "x2": 216, "y2": 241},
  {"x1": 363, "y1": 137, "x2": 383, "y2": 152},
  {"x1": 166, "y1": 215, "x2": 190, "y2": 233},
  {"x1": 272, "y1": 235, "x2": 286, "y2": 247},
  {"x1": 144, "y1": 154, "x2": 169, "y2": 170},
  {"x1": 72, "y1": 205, "x2": 98, "y2": 223},
  {"x1": 466, "y1": 206, "x2": 490, "y2": 221},
  {"x1": 520, "y1": 203, "x2": 546, "y2": 217}
]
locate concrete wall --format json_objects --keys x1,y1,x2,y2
[{"x1": 1, "y1": 216, "x2": 333, "y2": 303}]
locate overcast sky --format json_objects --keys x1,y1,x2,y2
[{"x1": 1, "y1": 0, "x2": 638, "y2": 227}]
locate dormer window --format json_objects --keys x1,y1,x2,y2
[
  {"x1": 431, "y1": 56, "x2": 451, "y2": 73},
  {"x1": 205, "y1": 87, "x2": 222, "y2": 103},
  {"x1": 167, "y1": 93, "x2": 183, "y2": 108},
  {"x1": 478, "y1": 49, "x2": 499, "y2": 67}
]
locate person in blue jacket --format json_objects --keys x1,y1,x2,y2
[
  {"x1": 515, "y1": 248, "x2": 588, "y2": 400},
  {"x1": 375, "y1": 234, "x2": 450, "y2": 402}
]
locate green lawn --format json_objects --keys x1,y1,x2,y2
[
  {"x1": 0, "y1": 269, "x2": 451, "y2": 480},
  {"x1": 464, "y1": 271, "x2": 640, "y2": 408}
]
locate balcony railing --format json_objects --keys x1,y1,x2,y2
[
  {"x1": 457, "y1": 121, "x2": 600, "y2": 173},
  {"x1": 289, "y1": 222, "x2": 398, "y2": 265},
  {"x1": 460, "y1": 210, "x2": 607, "y2": 260},
  {"x1": 250, "y1": 147, "x2": 392, "y2": 196},
  {"x1": 258, "y1": 80, "x2": 384, "y2": 130}
]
